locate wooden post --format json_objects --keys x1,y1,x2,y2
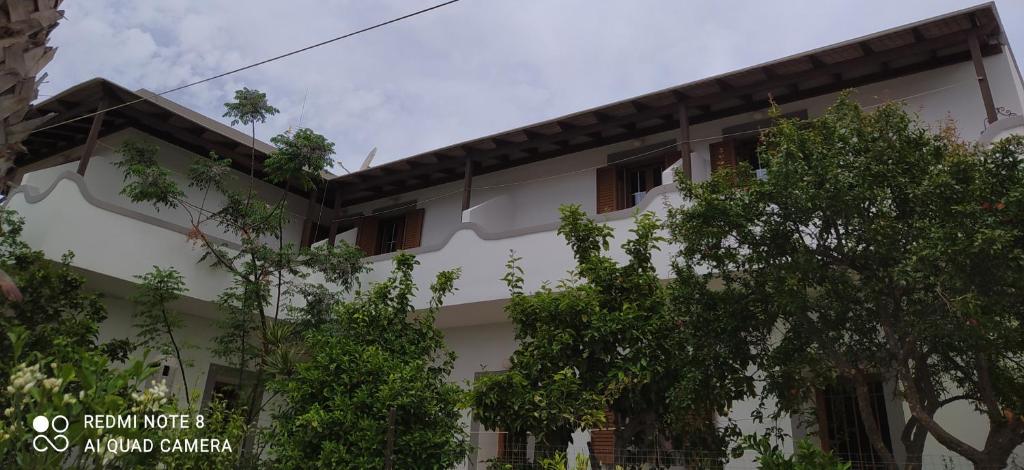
[
  {"x1": 300, "y1": 189, "x2": 318, "y2": 247},
  {"x1": 383, "y1": 407, "x2": 396, "y2": 470},
  {"x1": 76, "y1": 99, "x2": 106, "y2": 176},
  {"x1": 461, "y1": 157, "x2": 474, "y2": 211},
  {"x1": 327, "y1": 186, "x2": 343, "y2": 246},
  {"x1": 968, "y1": 33, "x2": 998, "y2": 125},
  {"x1": 678, "y1": 103, "x2": 692, "y2": 181}
]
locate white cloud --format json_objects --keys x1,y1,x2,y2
[{"x1": 40, "y1": 0, "x2": 1024, "y2": 172}]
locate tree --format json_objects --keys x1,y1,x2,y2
[
  {"x1": 131, "y1": 266, "x2": 193, "y2": 406},
  {"x1": 665, "y1": 94, "x2": 1024, "y2": 470},
  {"x1": 472, "y1": 206, "x2": 732, "y2": 468},
  {"x1": 0, "y1": 208, "x2": 132, "y2": 390},
  {"x1": 0, "y1": 0, "x2": 64, "y2": 188},
  {"x1": 223, "y1": 87, "x2": 279, "y2": 204},
  {"x1": 115, "y1": 89, "x2": 365, "y2": 467},
  {"x1": 268, "y1": 254, "x2": 470, "y2": 469}
]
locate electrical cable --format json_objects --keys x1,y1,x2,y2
[{"x1": 29, "y1": 0, "x2": 463, "y2": 135}]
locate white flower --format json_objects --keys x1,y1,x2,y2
[
  {"x1": 42, "y1": 378, "x2": 63, "y2": 390},
  {"x1": 9, "y1": 363, "x2": 45, "y2": 394}
]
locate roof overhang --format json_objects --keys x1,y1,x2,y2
[
  {"x1": 19, "y1": 3, "x2": 1010, "y2": 209},
  {"x1": 330, "y1": 2, "x2": 1008, "y2": 206},
  {"x1": 20, "y1": 78, "x2": 329, "y2": 198}
]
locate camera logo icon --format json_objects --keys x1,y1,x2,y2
[{"x1": 31, "y1": 415, "x2": 69, "y2": 452}]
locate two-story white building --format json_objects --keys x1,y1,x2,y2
[{"x1": 7, "y1": 4, "x2": 1024, "y2": 468}]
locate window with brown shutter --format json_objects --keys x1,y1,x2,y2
[
  {"x1": 355, "y1": 216, "x2": 379, "y2": 255},
  {"x1": 376, "y1": 216, "x2": 406, "y2": 255},
  {"x1": 402, "y1": 208, "x2": 425, "y2": 249},
  {"x1": 355, "y1": 208, "x2": 427, "y2": 256},
  {"x1": 590, "y1": 409, "x2": 616, "y2": 465},
  {"x1": 596, "y1": 166, "x2": 620, "y2": 214},
  {"x1": 709, "y1": 141, "x2": 737, "y2": 173},
  {"x1": 621, "y1": 162, "x2": 663, "y2": 209}
]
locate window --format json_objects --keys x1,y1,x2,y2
[
  {"x1": 201, "y1": 364, "x2": 261, "y2": 413},
  {"x1": 714, "y1": 110, "x2": 807, "y2": 179},
  {"x1": 596, "y1": 151, "x2": 671, "y2": 214},
  {"x1": 816, "y1": 379, "x2": 894, "y2": 469},
  {"x1": 209, "y1": 381, "x2": 242, "y2": 411},
  {"x1": 376, "y1": 215, "x2": 406, "y2": 255},
  {"x1": 622, "y1": 162, "x2": 664, "y2": 209},
  {"x1": 355, "y1": 208, "x2": 425, "y2": 256},
  {"x1": 733, "y1": 136, "x2": 767, "y2": 179}
]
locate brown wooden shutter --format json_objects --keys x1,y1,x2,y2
[
  {"x1": 402, "y1": 208, "x2": 425, "y2": 250},
  {"x1": 590, "y1": 409, "x2": 616, "y2": 465},
  {"x1": 596, "y1": 166, "x2": 620, "y2": 214},
  {"x1": 355, "y1": 216, "x2": 378, "y2": 255},
  {"x1": 709, "y1": 140, "x2": 737, "y2": 173}
]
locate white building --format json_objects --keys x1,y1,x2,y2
[{"x1": 7, "y1": 4, "x2": 1024, "y2": 468}]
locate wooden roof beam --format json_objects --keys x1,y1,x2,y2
[
  {"x1": 343, "y1": 102, "x2": 690, "y2": 192},
  {"x1": 685, "y1": 24, "x2": 993, "y2": 108},
  {"x1": 911, "y1": 27, "x2": 927, "y2": 43},
  {"x1": 554, "y1": 120, "x2": 579, "y2": 131}
]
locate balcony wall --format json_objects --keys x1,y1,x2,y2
[{"x1": 19, "y1": 128, "x2": 311, "y2": 248}]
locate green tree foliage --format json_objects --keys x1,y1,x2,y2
[
  {"x1": 0, "y1": 209, "x2": 131, "y2": 403},
  {"x1": 0, "y1": 328, "x2": 170, "y2": 468},
  {"x1": 224, "y1": 87, "x2": 280, "y2": 190},
  {"x1": 268, "y1": 254, "x2": 469, "y2": 469},
  {"x1": 131, "y1": 266, "x2": 193, "y2": 406},
  {"x1": 742, "y1": 436, "x2": 851, "y2": 470},
  {"x1": 1, "y1": 328, "x2": 243, "y2": 469},
  {"x1": 666, "y1": 94, "x2": 1024, "y2": 469},
  {"x1": 472, "y1": 205, "x2": 730, "y2": 468},
  {"x1": 115, "y1": 88, "x2": 365, "y2": 466},
  {"x1": 265, "y1": 128, "x2": 335, "y2": 191},
  {"x1": 223, "y1": 88, "x2": 279, "y2": 128}
]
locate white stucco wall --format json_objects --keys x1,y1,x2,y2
[
  {"x1": 20, "y1": 128, "x2": 310, "y2": 247},
  {"x1": 96, "y1": 295, "x2": 224, "y2": 410}
]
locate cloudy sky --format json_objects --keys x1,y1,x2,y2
[{"x1": 41, "y1": 0, "x2": 1024, "y2": 171}]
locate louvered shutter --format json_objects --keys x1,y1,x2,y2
[
  {"x1": 355, "y1": 216, "x2": 378, "y2": 255},
  {"x1": 709, "y1": 141, "x2": 737, "y2": 173},
  {"x1": 596, "y1": 166, "x2": 619, "y2": 214},
  {"x1": 402, "y1": 208, "x2": 425, "y2": 249},
  {"x1": 590, "y1": 409, "x2": 616, "y2": 465}
]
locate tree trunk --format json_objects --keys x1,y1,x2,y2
[
  {"x1": 900, "y1": 417, "x2": 929, "y2": 470},
  {"x1": 851, "y1": 373, "x2": 898, "y2": 470},
  {"x1": 971, "y1": 416, "x2": 1024, "y2": 470},
  {"x1": 0, "y1": 0, "x2": 63, "y2": 187}
]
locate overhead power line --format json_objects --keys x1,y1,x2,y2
[{"x1": 31, "y1": 0, "x2": 463, "y2": 135}]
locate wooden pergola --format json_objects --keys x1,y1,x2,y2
[{"x1": 17, "y1": 4, "x2": 1010, "y2": 246}]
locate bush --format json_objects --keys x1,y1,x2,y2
[
  {"x1": 0, "y1": 328, "x2": 172, "y2": 468},
  {"x1": 742, "y1": 435, "x2": 851, "y2": 470},
  {"x1": 268, "y1": 254, "x2": 469, "y2": 469},
  {"x1": 0, "y1": 209, "x2": 131, "y2": 406}
]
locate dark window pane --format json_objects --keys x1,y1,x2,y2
[
  {"x1": 822, "y1": 380, "x2": 893, "y2": 469},
  {"x1": 376, "y1": 216, "x2": 406, "y2": 255}
]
